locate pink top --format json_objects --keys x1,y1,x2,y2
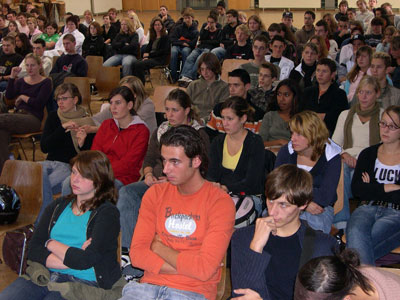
[{"x1": 360, "y1": 266, "x2": 400, "y2": 300}]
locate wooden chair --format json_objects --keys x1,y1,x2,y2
[
  {"x1": 64, "y1": 77, "x2": 93, "y2": 115},
  {"x1": 91, "y1": 66, "x2": 121, "y2": 102},
  {"x1": 334, "y1": 162, "x2": 345, "y2": 215},
  {"x1": 152, "y1": 86, "x2": 186, "y2": 113},
  {"x1": 86, "y1": 56, "x2": 104, "y2": 84},
  {"x1": 216, "y1": 254, "x2": 228, "y2": 300},
  {"x1": 11, "y1": 108, "x2": 48, "y2": 161},
  {"x1": 221, "y1": 59, "x2": 250, "y2": 82},
  {"x1": 145, "y1": 53, "x2": 172, "y2": 88},
  {"x1": 0, "y1": 160, "x2": 43, "y2": 235},
  {"x1": 379, "y1": 267, "x2": 400, "y2": 276}
]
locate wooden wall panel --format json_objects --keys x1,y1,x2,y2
[{"x1": 228, "y1": 0, "x2": 251, "y2": 10}]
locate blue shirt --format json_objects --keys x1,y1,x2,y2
[{"x1": 49, "y1": 203, "x2": 96, "y2": 282}]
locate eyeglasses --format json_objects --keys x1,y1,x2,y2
[
  {"x1": 378, "y1": 121, "x2": 400, "y2": 131},
  {"x1": 56, "y1": 96, "x2": 73, "y2": 102}
]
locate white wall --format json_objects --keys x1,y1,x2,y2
[{"x1": 64, "y1": 0, "x2": 122, "y2": 15}]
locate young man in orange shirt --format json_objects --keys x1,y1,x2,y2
[{"x1": 120, "y1": 125, "x2": 235, "y2": 300}]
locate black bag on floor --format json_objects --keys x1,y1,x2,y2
[{"x1": 2, "y1": 224, "x2": 35, "y2": 275}]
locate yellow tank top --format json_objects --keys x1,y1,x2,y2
[{"x1": 222, "y1": 136, "x2": 243, "y2": 171}]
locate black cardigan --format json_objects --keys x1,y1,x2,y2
[
  {"x1": 206, "y1": 130, "x2": 265, "y2": 195},
  {"x1": 351, "y1": 143, "x2": 400, "y2": 204},
  {"x1": 111, "y1": 32, "x2": 139, "y2": 55},
  {"x1": 144, "y1": 35, "x2": 170, "y2": 64},
  {"x1": 40, "y1": 111, "x2": 94, "y2": 163},
  {"x1": 28, "y1": 197, "x2": 121, "y2": 289}
]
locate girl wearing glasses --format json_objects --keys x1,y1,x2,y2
[
  {"x1": 332, "y1": 75, "x2": 383, "y2": 231},
  {"x1": 38, "y1": 83, "x2": 96, "y2": 222},
  {"x1": 346, "y1": 105, "x2": 400, "y2": 265}
]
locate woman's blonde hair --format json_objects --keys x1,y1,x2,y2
[
  {"x1": 27, "y1": 17, "x2": 37, "y2": 27},
  {"x1": 289, "y1": 111, "x2": 330, "y2": 161},
  {"x1": 25, "y1": 53, "x2": 44, "y2": 76},
  {"x1": 119, "y1": 76, "x2": 147, "y2": 112},
  {"x1": 128, "y1": 12, "x2": 142, "y2": 31},
  {"x1": 120, "y1": 17, "x2": 135, "y2": 34},
  {"x1": 355, "y1": 75, "x2": 380, "y2": 95}
]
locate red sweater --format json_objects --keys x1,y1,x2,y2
[
  {"x1": 91, "y1": 117, "x2": 149, "y2": 185},
  {"x1": 131, "y1": 181, "x2": 235, "y2": 300}
]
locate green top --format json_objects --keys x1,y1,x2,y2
[{"x1": 38, "y1": 33, "x2": 60, "y2": 43}]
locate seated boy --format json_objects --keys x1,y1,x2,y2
[{"x1": 231, "y1": 164, "x2": 337, "y2": 300}]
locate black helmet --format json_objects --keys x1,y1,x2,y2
[{"x1": 0, "y1": 184, "x2": 20, "y2": 224}]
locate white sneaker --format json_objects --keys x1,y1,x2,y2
[{"x1": 178, "y1": 76, "x2": 192, "y2": 82}]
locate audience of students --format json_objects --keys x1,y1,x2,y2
[{"x1": 2, "y1": 5, "x2": 400, "y2": 297}]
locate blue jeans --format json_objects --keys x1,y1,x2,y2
[
  {"x1": 346, "y1": 204, "x2": 400, "y2": 265},
  {"x1": 103, "y1": 54, "x2": 137, "y2": 77},
  {"x1": 0, "y1": 272, "x2": 97, "y2": 300},
  {"x1": 211, "y1": 47, "x2": 226, "y2": 61},
  {"x1": 333, "y1": 163, "x2": 354, "y2": 230},
  {"x1": 37, "y1": 160, "x2": 71, "y2": 224},
  {"x1": 117, "y1": 181, "x2": 149, "y2": 249},
  {"x1": 61, "y1": 176, "x2": 124, "y2": 195},
  {"x1": 0, "y1": 80, "x2": 8, "y2": 92},
  {"x1": 179, "y1": 48, "x2": 210, "y2": 80},
  {"x1": 120, "y1": 281, "x2": 206, "y2": 300},
  {"x1": 300, "y1": 206, "x2": 334, "y2": 234},
  {"x1": 170, "y1": 46, "x2": 192, "y2": 82}
]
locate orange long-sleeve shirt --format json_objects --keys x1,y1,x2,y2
[{"x1": 130, "y1": 181, "x2": 235, "y2": 300}]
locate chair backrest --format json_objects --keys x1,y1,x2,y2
[
  {"x1": 86, "y1": 56, "x2": 104, "y2": 80},
  {"x1": 334, "y1": 162, "x2": 345, "y2": 215},
  {"x1": 96, "y1": 66, "x2": 121, "y2": 96},
  {"x1": 0, "y1": 160, "x2": 42, "y2": 217},
  {"x1": 221, "y1": 59, "x2": 250, "y2": 82},
  {"x1": 52, "y1": 55, "x2": 59, "y2": 67},
  {"x1": 152, "y1": 86, "x2": 186, "y2": 113},
  {"x1": 64, "y1": 77, "x2": 92, "y2": 115},
  {"x1": 216, "y1": 254, "x2": 227, "y2": 300},
  {"x1": 40, "y1": 107, "x2": 48, "y2": 131}
]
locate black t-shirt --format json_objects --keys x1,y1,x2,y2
[
  {"x1": 0, "y1": 53, "x2": 23, "y2": 76},
  {"x1": 224, "y1": 43, "x2": 254, "y2": 60},
  {"x1": 265, "y1": 232, "x2": 301, "y2": 300}
]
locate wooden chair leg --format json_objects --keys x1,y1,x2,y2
[{"x1": 17, "y1": 139, "x2": 28, "y2": 160}]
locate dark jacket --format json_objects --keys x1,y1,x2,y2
[
  {"x1": 101, "y1": 25, "x2": 117, "y2": 43},
  {"x1": 50, "y1": 53, "x2": 88, "y2": 77},
  {"x1": 40, "y1": 111, "x2": 94, "y2": 163},
  {"x1": 207, "y1": 130, "x2": 265, "y2": 195},
  {"x1": 111, "y1": 32, "x2": 139, "y2": 56},
  {"x1": 231, "y1": 221, "x2": 337, "y2": 300},
  {"x1": 170, "y1": 22, "x2": 199, "y2": 49},
  {"x1": 144, "y1": 35, "x2": 170, "y2": 63},
  {"x1": 275, "y1": 141, "x2": 342, "y2": 207},
  {"x1": 221, "y1": 22, "x2": 241, "y2": 48},
  {"x1": 0, "y1": 53, "x2": 23, "y2": 76},
  {"x1": 158, "y1": 14, "x2": 175, "y2": 32},
  {"x1": 303, "y1": 82, "x2": 349, "y2": 136},
  {"x1": 82, "y1": 35, "x2": 105, "y2": 58},
  {"x1": 198, "y1": 27, "x2": 222, "y2": 50},
  {"x1": 352, "y1": 143, "x2": 400, "y2": 204},
  {"x1": 28, "y1": 197, "x2": 121, "y2": 289}
]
